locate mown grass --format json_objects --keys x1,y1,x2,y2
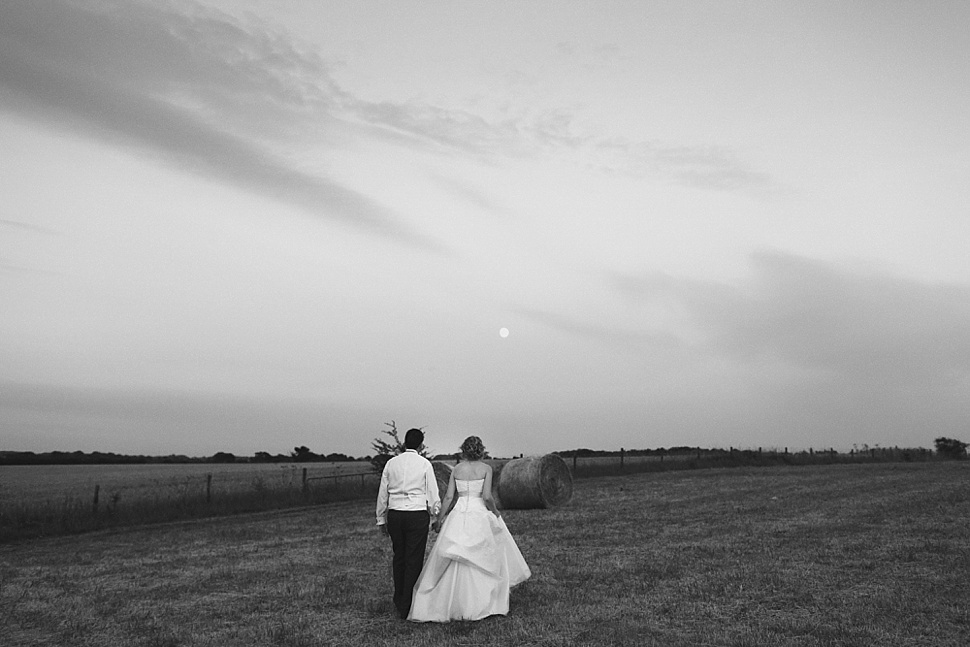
[{"x1": 2, "y1": 462, "x2": 968, "y2": 646}]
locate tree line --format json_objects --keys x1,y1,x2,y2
[
  {"x1": 0, "y1": 448, "x2": 365, "y2": 466},
  {"x1": 4, "y1": 437, "x2": 965, "y2": 467}
]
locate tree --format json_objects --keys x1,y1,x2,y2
[
  {"x1": 370, "y1": 420, "x2": 431, "y2": 472},
  {"x1": 291, "y1": 446, "x2": 319, "y2": 462},
  {"x1": 934, "y1": 437, "x2": 968, "y2": 460}
]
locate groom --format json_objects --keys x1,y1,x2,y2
[{"x1": 376, "y1": 428, "x2": 441, "y2": 619}]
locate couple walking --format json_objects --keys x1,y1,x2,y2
[{"x1": 376, "y1": 429, "x2": 531, "y2": 622}]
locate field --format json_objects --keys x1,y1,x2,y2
[
  {"x1": 0, "y1": 462, "x2": 379, "y2": 541},
  {"x1": 2, "y1": 461, "x2": 968, "y2": 646},
  {"x1": 0, "y1": 461, "x2": 374, "y2": 504}
]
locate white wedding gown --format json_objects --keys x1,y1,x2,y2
[{"x1": 408, "y1": 478, "x2": 531, "y2": 622}]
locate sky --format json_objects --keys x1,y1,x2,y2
[{"x1": 2, "y1": 0, "x2": 970, "y2": 459}]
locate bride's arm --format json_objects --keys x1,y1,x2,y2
[
  {"x1": 435, "y1": 472, "x2": 456, "y2": 529},
  {"x1": 482, "y1": 466, "x2": 501, "y2": 518}
]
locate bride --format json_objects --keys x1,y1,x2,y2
[{"x1": 407, "y1": 436, "x2": 531, "y2": 622}]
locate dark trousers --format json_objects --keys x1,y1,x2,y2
[{"x1": 386, "y1": 509, "x2": 430, "y2": 619}]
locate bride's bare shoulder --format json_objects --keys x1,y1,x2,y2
[{"x1": 453, "y1": 461, "x2": 489, "y2": 480}]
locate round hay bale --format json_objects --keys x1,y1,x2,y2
[
  {"x1": 496, "y1": 454, "x2": 573, "y2": 509},
  {"x1": 431, "y1": 460, "x2": 453, "y2": 499}
]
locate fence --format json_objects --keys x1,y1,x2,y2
[
  {"x1": 80, "y1": 467, "x2": 382, "y2": 513},
  {"x1": 303, "y1": 468, "x2": 379, "y2": 493},
  {"x1": 562, "y1": 446, "x2": 939, "y2": 478},
  {"x1": 2, "y1": 448, "x2": 947, "y2": 543},
  {"x1": 1, "y1": 465, "x2": 384, "y2": 543}
]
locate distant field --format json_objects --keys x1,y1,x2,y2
[
  {"x1": 0, "y1": 455, "x2": 684, "y2": 521},
  {"x1": 2, "y1": 461, "x2": 967, "y2": 646},
  {"x1": 0, "y1": 461, "x2": 380, "y2": 541},
  {"x1": 2, "y1": 451, "x2": 934, "y2": 543},
  {"x1": 1, "y1": 449, "x2": 920, "y2": 507},
  {"x1": 0, "y1": 461, "x2": 372, "y2": 505}
]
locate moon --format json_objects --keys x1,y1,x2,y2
[{"x1": 499, "y1": 327, "x2": 510, "y2": 338}]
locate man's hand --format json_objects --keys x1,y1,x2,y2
[
  {"x1": 379, "y1": 524, "x2": 388, "y2": 537},
  {"x1": 431, "y1": 519, "x2": 441, "y2": 533}
]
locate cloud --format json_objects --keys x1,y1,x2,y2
[
  {"x1": 432, "y1": 175, "x2": 506, "y2": 214},
  {"x1": 0, "y1": 0, "x2": 769, "y2": 217},
  {"x1": 607, "y1": 250, "x2": 970, "y2": 442},
  {"x1": 512, "y1": 305, "x2": 684, "y2": 352},
  {"x1": 0, "y1": 218, "x2": 61, "y2": 236},
  {"x1": 0, "y1": 0, "x2": 441, "y2": 249},
  {"x1": 357, "y1": 99, "x2": 771, "y2": 191},
  {"x1": 509, "y1": 251, "x2": 970, "y2": 446},
  {"x1": 612, "y1": 250, "x2": 970, "y2": 376},
  {"x1": 0, "y1": 219, "x2": 62, "y2": 274},
  {"x1": 588, "y1": 137, "x2": 773, "y2": 190}
]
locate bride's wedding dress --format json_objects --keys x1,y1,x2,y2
[{"x1": 408, "y1": 478, "x2": 531, "y2": 622}]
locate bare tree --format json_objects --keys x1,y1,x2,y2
[{"x1": 370, "y1": 420, "x2": 431, "y2": 472}]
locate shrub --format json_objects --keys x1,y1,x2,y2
[{"x1": 934, "y1": 437, "x2": 969, "y2": 460}]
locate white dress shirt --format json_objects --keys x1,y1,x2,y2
[{"x1": 376, "y1": 449, "x2": 441, "y2": 525}]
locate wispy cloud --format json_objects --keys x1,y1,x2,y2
[
  {"x1": 0, "y1": 0, "x2": 770, "y2": 257},
  {"x1": 516, "y1": 250, "x2": 970, "y2": 440},
  {"x1": 601, "y1": 251, "x2": 970, "y2": 443},
  {"x1": 612, "y1": 250, "x2": 970, "y2": 383},
  {"x1": 0, "y1": 0, "x2": 441, "y2": 249},
  {"x1": 0, "y1": 218, "x2": 61, "y2": 236},
  {"x1": 512, "y1": 305, "x2": 686, "y2": 352},
  {"x1": 357, "y1": 98, "x2": 772, "y2": 192},
  {"x1": 432, "y1": 175, "x2": 506, "y2": 215},
  {"x1": 587, "y1": 137, "x2": 773, "y2": 190},
  {"x1": 0, "y1": 219, "x2": 62, "y2": 274}
]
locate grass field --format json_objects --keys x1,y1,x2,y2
[
  {"x1": 0, "y1": 462, "x2": 379, "y2": 542},
  {"x1": 2, "y1": 450, "x2": 932, "y2": 543},
  {"x1": 2, "y1": 461, "x2": 968, "y2": 646},
  {"x1": 0, "y1": 461, "x2": 374, "y2": 504}
]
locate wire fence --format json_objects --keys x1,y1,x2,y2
[
  {"x1": 1, "y1": 447, "x2": 950, "y2": 542},
  {"x1": 563, "y1": 446, "x2": 940, "y2": 478},
  {"x1": 0, "y1": 464, "x2": 383, "y2": 542}
]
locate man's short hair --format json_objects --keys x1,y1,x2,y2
[{"x1": 404, "y1": 428, "x2": 424, "y2": 450}]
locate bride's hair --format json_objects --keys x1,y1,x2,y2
[{"x1": 459, "y1": 436, "x2": 486, "y2": 461}]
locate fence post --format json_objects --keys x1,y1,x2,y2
[
  {"x1": 302, "y1": 468, "x2": 308, "y2": 494},
  {"x1": 93, "y1": 484, "x2": 100, "y2": 514},
  {"x1": 620, "y1": 448, "x2": 625, "y2": 471},
  {"x1": 206, "y1": 474, "x2": 212, "y2": 504},
  {"x1": 572, "y1": 454, "x2": 577, "y2": 473}
]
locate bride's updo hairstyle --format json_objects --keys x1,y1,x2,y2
[{"x1": 460, "y1": 436, "x2": 486, "y2": 461}]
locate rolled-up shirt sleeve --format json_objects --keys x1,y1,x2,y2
[
  {"x1": 375, "y1": 466, "x2": 389, "y2": 526},
  {"x1": 426, "y1": 462, "x2": 441, "y2": 516}
]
